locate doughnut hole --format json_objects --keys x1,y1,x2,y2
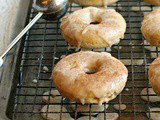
[
  {"x1": 90, "y1": 21, "x2": 100, "y2": 25},
  {"x1": 83, "y1": 64, "x2": 99, "y2": 75},
  {"x1": 84, "y1": 67, "x2": 98, "y2": 74},
  {"x1": 89, "y1": 17, "x2": 101, "y2": 25}
]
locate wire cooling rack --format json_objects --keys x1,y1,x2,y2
[{"x1": 11, "y1": 0, "x2": 160, "y2": 120}]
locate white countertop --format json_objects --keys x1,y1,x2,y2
[
  {"x1": 0, "y1": 1, "x2": 30, "y2": 119},
  {"x1": 0, "y1": 0, "x2": 30, "y2": 55}
]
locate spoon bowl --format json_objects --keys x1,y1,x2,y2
[{"x1": 33, "y1": 0, "x2": 69, "y2": 20}]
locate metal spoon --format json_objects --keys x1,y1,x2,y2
[{"x1": 0, "y1": 0, "x2": 69, "y2": 67}]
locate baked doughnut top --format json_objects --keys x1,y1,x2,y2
[
  {"x1": 144, "y1": 0, "x2": 160, "y2": 6},
  {"x1": 141, "y1": 8, "x2": 160, "y2": 46},
  {"x1": 60, "y1": 7, "x2": 126, "y2": 49},
  {"x1": 52, "y1": 51, "x2": 128, "y2": 105},
  {"x1": 149, "y1": 57, "x2": 160, "y2": 96},
  {"x1": 70, "y1": 0, "x2": 119, "y2": 6}
]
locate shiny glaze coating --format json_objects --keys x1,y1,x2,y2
[
  {"x1": 60, "y1": 7, "x2": 126, "y2": 49},
  {"x1": 52, "y1": 51, "x2": 128, "y2": 105},
  {"x1": 149, "y1": 57, "x2": 160, "y2": 96},
  {"x1": 70, "y1": 0, "x2": 119, "y2": 6},
  {"x1": 141, "y1": 8, "x2": 160, "y2": 46},
  {"x1": 144, "y1": 0, "x2": 160, "y2": 6}
]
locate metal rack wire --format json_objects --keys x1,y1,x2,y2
[{"x1": 11, "y1": 0, "x2": 160, "y2": 120}]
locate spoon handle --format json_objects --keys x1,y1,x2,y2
[{"x1": 0, "y1": 12, "x2": 43, "y2": 59}]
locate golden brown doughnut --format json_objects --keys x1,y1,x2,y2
[
  {"x1": 141, "y1": 8, "x2": 160, "y2": 46},
  {"x1": 149, "y1": 57, "x2": 160, "y2": 96},
  {"x1": 60, "y1": 7, "x2": 126, "y2": 49},
  {"x1": 144, "y1": 0, "x2": 160, "y2": 6},
  {"x1": 52, "y1": 51, "x2": 128, "y2": 105},
  {"x1": 70, "y1": 0, "x2": 119, "y2": 6}
]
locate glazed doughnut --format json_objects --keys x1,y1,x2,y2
[
  {"x1": 141, "y1": 8, "x2": 160, "y2": 46},
  {"x1": 60, "y1": 7, "x2": 126, "y2": 49},
  {"x1": 144, "y1": 0, "x2": 160, "y2": 6},
  {"x1": 149, "y1": 57, "x2": 160, "y2": 96},
  {"x1": 70, "y1": 0, "x2": 119, "y2": 6},
  {"x1": 52, "y1": 51, "x2": 128, "y2": 105}
]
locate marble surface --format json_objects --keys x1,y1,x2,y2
[
  {"x1": 0, "y1": 0, "x2": 21, "y2": 55},
  {"x1": 0, "y1": 1, "x2": 30, "y2": 119}
]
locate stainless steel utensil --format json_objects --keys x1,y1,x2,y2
[{"x1": 0, "y1": 0, "x2": 69, "y2": 67}]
